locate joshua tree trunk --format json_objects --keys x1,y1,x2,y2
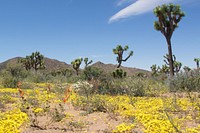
[
  {"x1": 154, "y1": 4, "x2": 185, "y2": 78},
  {"x1": 166, "y1": 38, "x2": 174, "y2": 77},
  {"x1": 117, "y1": 53, "x2": 122, "y2": 68},
  {"x1": 76, "y1": 70, "x2": 79, "y2": 75},
  {"x1": 117, "y1": 62, "x2": 122, "y2": 68},
  {"x1": 197, "y1": 62, "x2": 199, "y2": 69}
]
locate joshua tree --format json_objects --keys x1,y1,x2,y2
[
  {"x1": 154, "y1": 3, "x2": 185, "y2": 77},
  {"x1": 163, "y1": 54, "x2": 176, "y2": 67},
  {"x1": 30, "y1": 51, "x2": 45, "y2": 72},
  {"x1": 174, "y1": 61, "x2": 182, "y2": 74},
  {"x1": 150, "y1": 64, "x2": 160, "y2": 76},
  {"x1": 194, "y1": 58, "x2": 200, "y2": 69},
  {"x1": 20, "y1": 51, "x2": 45, "y2": 72},
  {"x1": 71, "y1": 58, "x2": 83, "y2": 75},
  {"x1": 163, "y1": 54, "x2": 182, "y2": 74},
  {"x1": 56, "y1": 68, "x2": 73, "y2": 77},
  {"x1": 183, "y1": 66, "x2": 191, "y2": 72},
  {"x1": 160, "y1": 64, "x2": 170, "y2": 74},
  {"x1": 84, "y1": 58, "x2": 93, "y2": 68},
  {"x1": 83, "y1": 66, "x2": 102, "y2": 81},
  {"x1": 113, "y1": 45, "x2": 133, "y2": 68},
  {"x1": 20, "y1": 56, "x2": 32, "y2": 71}
]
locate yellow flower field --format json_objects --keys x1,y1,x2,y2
[{"x1": 0, "y1": 84, "x2": 199, "y2": 133}]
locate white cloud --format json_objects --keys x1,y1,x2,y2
[{"x1": 109, "y1": 0, "x2": 175, "y2": 23}]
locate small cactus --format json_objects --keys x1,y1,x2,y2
[{"x1": 113, "y1": 68, "x2": 127, "y2": 78}]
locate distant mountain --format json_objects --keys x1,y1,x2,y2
[
  {"x1": 91, "y1": 61, "x2": 150, "y2": 76},
  {"x1": 43, "y1": 58, "x2": 72, "y2": 71},
  {"x1": 0, "y1": 57, "x2": 22, "y2": 70},
  {"x1": 0, "y1": 57, "x2": 149, "y2": 76},
  {"x1": 0, "y1": 57, "x2": 73, "y2": 72}
]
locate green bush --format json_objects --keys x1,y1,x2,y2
[
  {"x1": 20, "y1": 82, "x2": 35, "y2": 89},
  {"x1": 120, "y1": 78, "x2": 146, "y2": 97},
  {"x1": 72, "y1": 95, "x2": 115, "y2": 114},
  {"x1": 169, "y1": 70, "x2": 200, "y2": 92},
  {"x1": 2, "y1": 74, "x2": 19, "y2": 88},
  {"x1": 0, "y1": 64, "x2": 28, "y2": 88},
  {"x1": 73, "y1": 81, "x2": 94, "y2": 99},
  {"x1": 98, "y1": 77, "x2": 167, "y2": 96},
  {"x1": 82, "y1": 66, "x2": 103, "y2": 81},
  {"x1": 95, "y1": 77, "x2": 146, "y2": 96}
]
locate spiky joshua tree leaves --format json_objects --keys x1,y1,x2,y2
[
  {"x1": 84, "y1": 58, "x2": 93, "y2": 68},
  {"x1": 164, "y1": 54, "x2": 182, "y2": 74},
  {"x1": 30, "y1": 51, "x2": 45, "y2": 72},
  {"x1": 20, "y1": 51, "x2": 45, "y2": 72},
  {"x1": 20, "y1": 56, "x2": 32, "y2": 71},
  {"x1": 194, "y1": 58, "x2": 200, "y2": 69},
  {"x1": 150, "y1": 64, "x2": 160, "y2": 76},
  {"x1": 151, "y1": 54, "x2": 182, "y2": 77},
  {"x1": 183, "y1": 66, "x2": 191, "y2": 72},
  {"x1": 160, "y1": 64, "x2": 170, "y2": 74},
  {"x1": 154, "y1": 3, "x2": 185, "y2": 77},
  {"x1": 113, "y1": 45, "x2": 133, "y2": 68},
  {"x1": 71, "y1": 58, "x2": 83, "y2": 75}
]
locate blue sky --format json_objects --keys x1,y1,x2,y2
[{"x1": 0, "y1": 0, "x2": 200, "y2": 70}]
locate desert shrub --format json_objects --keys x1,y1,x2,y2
[
  {"x1": 71, "y1": 94, "x2": 116, "y2": 114},
  {"x1": 25, "y1": 72, "x2": 47, "y2": 83},
  {"x1": 74, "y1": 95, "x2": 107, "y2": 113},
  {"x1": 1, "y1": 75, "x2": 19, "y2": 88},
  {"x1": 96, "y1": 77, "x2": 146, "y2": 96},
  {"x1": 145, "y1": 79, "x2": 168, "y2": 96},
  {"x1": 45, "y1": 75, "x2": 68, "y2": 83},
  {"x1": 73, "y1": 81, "x2": 94, "y2": 99},
  {"x1": 95, "y1": 73, "x2": 113, "y2": 95},
  {"x1": 66, "y1": 76, "x2": 82, "y2": 83},
  {"x1": 102, "y1": 77, "x2": 167, "y2": 97},
  {"x1": 169, "y1": 70, "x2": 200, "y2": 92},
  {"x1": 82, "y1": 66, "x2": 103, "y2": 81},
  {"x1": 135, "y1": 72, "x2": 147, "y2": 78},
  {"x1": 0, "y1": 65, "x2": 28, "y2": 88},
  {"x1": 88, "y1": 95, "x2": 107, "y2": 113},
  {"x1": 20, "y1": 82, "x2": 35, "y2": 89},
  {"x1": 120, "y1": 78, "x2": 146, "y2": 97},
  {"x1": 49, "y1": 105, "x2": 66, "y2": 122}
]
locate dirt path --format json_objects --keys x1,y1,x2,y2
[{"x1": 22, "y1": 103, "x2": 123, "y2": 133}]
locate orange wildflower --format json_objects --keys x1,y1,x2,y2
[
  {"x1": 17, "y1": 82, "x2": 24, "y2": 100},
  {"x1": 47, "y1": 84, "x2": 51, "y2": 92},
  {"x1": 63, "y1": 85, "x2": 72, "y2": 103},
  {"x1": 17, "y1": 82, "x2": 22, "y2": 88}
]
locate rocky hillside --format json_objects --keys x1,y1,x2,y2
[
  {"x1": 0, "y1": 57, "x2": 149, "y2": 76},
  {"x1": 0, "y1": 57, "x2": 72, "y2": 72},
  {"x1": 91, "y1": 61, "x2": 150, "y2": 76}
]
